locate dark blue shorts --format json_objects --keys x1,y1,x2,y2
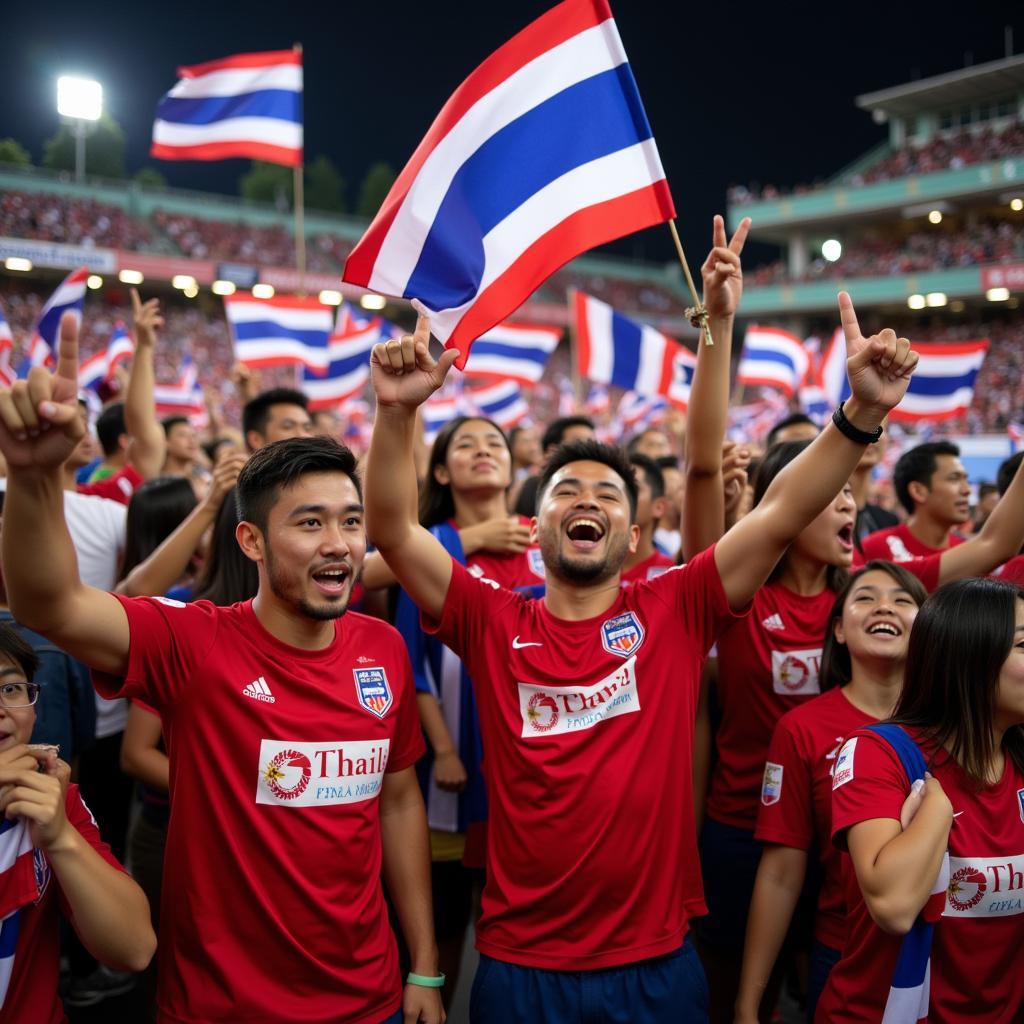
[
  {"x1": 469, "y1": 936, "x2": 708, "y2": 1023},
  {"x1": 381, "y1": 1011, "x2": 403, "y2": 1024},
  {"x1": 694, "y1": 817, "x2": 762, "y2": 953}
]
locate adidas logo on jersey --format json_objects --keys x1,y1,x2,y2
[
  {"x1": 761, "y1": 613, "x2": 785, "y2": 632},
  {"x1": 243, "y1": 677, "x2": 276, "y2": 704}
]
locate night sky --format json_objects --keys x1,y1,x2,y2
[{"x1": 4, "y1": 0, "x2": 1022, "y2": 265}]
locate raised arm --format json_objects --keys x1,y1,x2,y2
[
  {"x1": 0, "y1": 313, "x2": 130, "y2": 675},
  {"x1": 364, "y1": 316, "x2": 460, "y2": 622},
  {"x1": 123, "y1": 289, "x2": 166, "y2": 480},
  {"x1": 682, "y1": 215, "x2": 749, "y2": 560},
  {"x1": 715, "y1": 294, "x2": 917, "y2": 610}
]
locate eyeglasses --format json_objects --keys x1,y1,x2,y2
[{"x1": 0, "y1": 683, "x2": 41, "y2": 708}]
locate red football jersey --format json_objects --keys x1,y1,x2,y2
[
  {"x1": 755, "y1": 687, "x2": 876, "y2": 949},
  {"x1": 620, "y1": 549, "x2": 675, "y2": 587},
  {"x1": 818, "y1": 729, "x2": 1024, "y2": 1022},
  {"x1": 76, "y1": 464, "x2": 143, "y2": 506},
  {"x1": 860, "y1": 523, "x2": 965, "y2": 563},
  {"x1": 94, "y1": 597, "x2": 424, "y2": 1024},
  {"x1": 851, "y1": 547, "x2": 942, "y2": 592},
  {"x1": 458, "y1": 515, "x2": 546, "y2": 589},
  {"x1": 0, "y1": 787, "x2": 121, "y2": 1024},
  {"x1": 993, "y1": 555, "x2": 1024, "y2": 586},
  {"x1": 425, "y1": 546, "x2": 743, "y2": 969},
  {"x1": 708, "y1": 581, "x2": 836, "y2": 830}
]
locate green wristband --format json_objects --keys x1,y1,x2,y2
[{"x1": 407, "y1": 972, "x2": 446, "y2": 988}]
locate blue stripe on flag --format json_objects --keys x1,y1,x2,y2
[
  {"x1": 0, "y1": 913, "x2": 20, "y2": 958},
  {"x1": 478, "y1": 390, "x2": 520, "y2": 415},
  {"x1": 156, "y1": 90, "x2": 301, "y2": 126},
  {"x1": 905, "y1": 369, "x2": 980, "y2": 396},
  {"x1": 609, "y1": 310, "x2": 643, "y2": 391},
  {"x1": 406, "y1": 65, "x2": 652, "y2": 309},
  {"x1": 468, "y1": 340, "x2": 548, "y2": 365},
  {"x1": 304, "y1": 348, "x2": 369, "y2": 382},
  {"x1": 232, "y1": 321, "x2": 329, "y2": 348},
  {"x1": 743, "y1": 347, "x2": 799, "y2": 370}
]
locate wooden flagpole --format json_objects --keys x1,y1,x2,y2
[
  {"x1": 667, "y1": 220, "x2": 713, "y2": 347},
  {"x1": 293, "y1": 42, "x2": 307, "y2": 296}
]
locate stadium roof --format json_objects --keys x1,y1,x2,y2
[{"x1": 856, "y1": 53, "x2": 1024, "y2": 118}]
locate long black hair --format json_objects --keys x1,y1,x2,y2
[
  {"x1": 120, "y1": 477, "x2": 198, "y2": 581},
  {"x1": 891, "y1": 577, "x2": 1024, "y2": 785},
  {"x1": 818, "y1": 560, "x2": 928, "y2": 692},
  {"x1": 418, "y1": 416, "x2": 511, "y2": 528},
  {"x1": 193, "y1": 487, "x2": 259, "y2": 606}
]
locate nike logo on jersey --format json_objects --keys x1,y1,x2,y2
[
  {"x1": 512, "y1": 636, "x2": 543, "y2": 649},
  {"x1": 243, "y1": 676, "x2": 276, "y2": 704},
  {"x1": 761, "y1": 613, "x2": 785, "y2": 632}
]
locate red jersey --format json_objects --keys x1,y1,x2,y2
[
  {"x1": 993, "y1": 555, "x2": 1024, "y2": 586},
  {"x1": 1, "y1": 786, "x2": 122, "y2": 1024},
  {"x1": 708, "y1": 581, "x2": 836, "y2": 830},
  {"x1": 621, "y1": 549, "x2": 675, "y2": 587},
  {"x1": 77, "y1": 464, "x2": 143, "y2": 506},
  {"x1": 425, "y1": 546, "x2": 743, "y2": 969},
  {"x1": 818, "y1": 729, "x2": 1024, "y2": 1023},
  {"x1": 755, "y1": 687, "x2": 876, "y2": 949},
  {"x1": 860, "y1": 522, "x2": 965, "y2": 563},
  {"x1": 850, "y1": 547, "x2": 942, "y2": 592},
  {"x1": 461, "y1": 515, "x2": 545, "y2": 590},
  {"x1": 94, "y1": 597, "x2": 424, "y2": 1024}
]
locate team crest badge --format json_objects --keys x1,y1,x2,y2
[
  {"x1": 32, "y1": 848, "x2": 51, "y2": 903},
  {"x1": 527, "y1": 547, "x2": 545, "y2": 579},
  {"x1": 354, "y1": 667, "x2": 393, "y2": 718},
  {"x1": 601, "y1": 611, "x2": 645, "y2": 658},
  {"x1": 1018, "y1": 788, "x2": 1024, "y2": 824}
]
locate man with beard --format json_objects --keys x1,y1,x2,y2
[
  {"x1": 364, "y1": 281, "x2": 917, "y2": 1022},
  {"x1": 0, "y1": 313, "x2": 443, "y2": 1024}
]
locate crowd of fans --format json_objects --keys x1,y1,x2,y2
[{"x1": 0, "y1": 190, "x2": 153, "y2": 251}]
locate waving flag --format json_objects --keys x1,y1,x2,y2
[
  {"x1": 574, "y1": 291, "x2": 684, "y2": 399},
  {"x1": 462, "y1": 322, "x2": 561, "y2": 385},
  {"x1": 79, "y1": 322, "x2": 134, "y2": 392},
  {"x1": 618, "y1": 390, "x2": 667, "y2": 430},
  {"x1": 301, "y1": 307, "x2": 389, "y2": 410},
  {"x1": 343, "y1": 0, "x2": 675, "y2": 365},
  {"x1": 737, "y1": 326, "x2": 810, "y2": 399},
  {"x1": 151, "y1": 50, "x2": 302, "y2": 166},
  {"x1": 888, "y1": 340, "x2": 989, "y2": 424},
  {"x1": 225, "y1": 293, "x2": 333, "y2": 372},
  {"x1": 155, "y1": 356, "x2": 204, "y2": 418},
  {"x1": 466, "y1": 379, "x2": 530, "y2": 429},
  {"x1": 21, "y1": 267, "x2": 89, "y2": 376}
]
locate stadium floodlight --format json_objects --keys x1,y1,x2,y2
[
  {"x1": 907, "y1": 294, "x2": 926, "y2": 310},
  {"x1": 172, "y1": 275, "x2": 197, "y2": 290},
  {"x1": 1012, "y1": 198, "x2": 1023, "y2": 212},
  {"x1": 927, "y1": 210, "x2": 943, "y2": 225},
  {"x1": 822, "y1": 239, "x2": 842, "y2": 262},
  {"x1": 4, "y1": 257, "x2": 32, "y2": 272},
  {"x1": 86, "y1": 274, "x2": 103, "y2": 290},
  {"x1": 252, "y1": 283, "x2": 275, "y2": 299},
  {"x1": 360, "y1": 293, "x2": 387, "y2": 310},
  {"x1": 318, "y1": 290, "x2": 343, "y2": 306},
  {"x1": 986, "y1": 287, "x2": 1010, "y2": 302},
  {"x1": 925, "y1": 292, "x2": 947, "y2": 307},
  {"x1": 57, "y1": 76, "x2": 102, "y2": 183},
  {"x1": 211, "y1": 280, "x2": 236, "y2": 296},
  {"x1": 183, "y1": 285, "x2": 199, "y2": 299},
  {"x1": 119, "y1": 269, "x2": 144, "y2": 285}
]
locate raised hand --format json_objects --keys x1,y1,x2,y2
[
  {"x1": 130, "y1": 289, "x2": 163, "y2": 349},
  {"x1": 370, "y1": 313, "x2": 460, "y2": 409},
  {"x1": 0, "y1": 746, "x2": 72, "y2": 850},
  {"x1": 0, "y1": 311, "x2": 85, "y2": 471},
  {"x1": 701, "y1": 214, "x2": 751, "y2": 320},
  {"x1": 202, "y1": 450, "x2": 248, "y2": 511},
  {"x1": 839, "y1": 292, "x2": 918, "y2": 418}
]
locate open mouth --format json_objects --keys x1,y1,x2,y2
[
  {"x1": 837, "y1": 523, "x2": 854, "y2": 552},
  {"x1": 311, "y1": 565, "x2": 351, "y2": 596},
  {"x1": 565, "y1": 517, "x2": 606, "y2": 550},
  {"x1": 867, "y1": 622, "x2": 900, "y2": 637}
]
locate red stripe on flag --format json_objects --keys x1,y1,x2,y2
[
  {"x1": 150, "y1": 141, "x2": 302, "y2": 167},
  {"x1": 909, "y1": 339, "x2": 990, "y2": 356},
  {"x1": 573, "y1": 291, "x2": 592, "y2": 381},
  {"x1": 889, "y1": 404, "x2": 972, "y2": 424},
  {"x1": 445, "y1": 181, "x2": 675, "y2": 367},
  {"x1": 343, "y1": 0, "x2": 613, "y2": 286},
  {"x1": 225, "y1": 293, "x2": 331, "y2": 310},
  {"x1": 177, "y1": 49, "x2": 301, "y2": 78}
]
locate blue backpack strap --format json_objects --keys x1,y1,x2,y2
[{"x1": 863, "y1": 723, "x2": 927, "y2": 787}]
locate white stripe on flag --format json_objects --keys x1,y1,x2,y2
[
  {"x1": 586, "y1": 296, "x2": 614, "y2": 383},
  {"x1": 167, "y1": 65, "x2": 302, "y2": 99},
  {"x1": 226, "y1": 303, "x2": 333, "y2": 329},
  {"x1": 153, "y1": 118, "x2": 302, "y2": 150},
  {"x1": 636, "y1": 326, "x2": 668, "y2": 394}
]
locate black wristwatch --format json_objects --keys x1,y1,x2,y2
[{"x1": 832, "y1": 402, "x2": 883, "y2": 444}]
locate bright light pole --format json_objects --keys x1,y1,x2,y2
[{"x1": 56, "y1": 76, "x2": 102, "y2": 182}]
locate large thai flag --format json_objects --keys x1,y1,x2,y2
[
  {"x1": 151, "y1": 50, "x2": 302, "y2": 166},
  {"x1": 155, "y1": 356, "x2": 204, "y2": 418},
  {"x1": 737, "y1": 326, "x2": 810, "y2": 399},
  {"x1": 79, "y1": 322, "x2": 134, "y2": 392},
  {"x1": 342, "y1": 0, "x2": 675, "y2": 365},
  {"x1": 466, "y1": 379, "x2": 530, "y2": 429},
  {"x1": 21, "y1": 267, "x2": 89, "y2": 377},
  {"x1": 225, "y1": 293, "x2": 334, "y2": 372},
  {"x1": 574, "y1": 291, "x2": 683, "y2": 398},
  {"x1": 888, "y1": 340, "x2": 989, "y2": 424},
  {"x1": 301, "y1": 307, "x2": 389, "y2": 410},
  {"x1": 462, "y1": 322, "x2": 562, "y2": 385}
]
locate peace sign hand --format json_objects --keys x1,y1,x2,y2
[
  {"x1": 370, "y1": 312, "x2": 460, "y2": 410},
  {"x1": 0, "y1": 311, "x2": 85, "y2": 472},
  {"x1": 701, "y1": 214, "x2": 751, "y2": 320}
]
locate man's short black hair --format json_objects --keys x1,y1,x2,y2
[
  {"x1": 766, "y1": 413, "x2": 816, "y2": 448},
  {"x1": 0, "y1": 622, "x2": 39, "y2": 682},
  {"x1": 893, "y1": 441, "x2": 961, "y2": 515},
  {"x1": 235, "y1": 436, "x2": 362, "y2": 534},
  {"x1": 629, "y1": 452, "x2": 665, "y2": 500},
  {"x1": 536, "y1": 440, "x2": 638, "y2": 520},
  {"x1": 540, "y1": 416, "x2": 594, "y2": 453},
  {"x1": 161, "y1": 415, "x2": 190, "y2": 437},
  {"x1": 95, "y1": 402, "x2": 126, "y2": 456},
  {"x1": 242, "y1": 388, "x2": 309, "y2": 440},
  {"x1": 996, "y1": 452, "x2": 1023, "y2": 497}
]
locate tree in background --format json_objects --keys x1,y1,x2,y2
[
  {"x1": 0, "y1": 139, "x2": 31, "y2": 168},
  {"x1": 42, "y1": 113, "x2": 125, "y2": 179},
  {"x1": 356, "y1": 162, "x2": 397, "y2": 219},
  {"x1": 134, "y1": 167, "x2": 167, "y2": 190},
  {"x1": 238, "y1": 161, "x2": 293, "y2": 209},
  {"x1": 305, "y1": 155, "x2": 345, "y2": 213}
]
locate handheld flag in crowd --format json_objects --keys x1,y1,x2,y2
[
  {"x1": 151, "y1": 49, "x2": 303, "y2": 167},
  {"x1": 461, "y1": 322, "x2": 561, "y2": 386},
  {"x1": 224, "y1": 292, "x2": 334, "y2": 373},
  {"x1": 20, "y1": 267, "x2": 89, "y2": 377},
  {"x1": 342, "y1": 0, "x2": 675, "y2": 366},
  {"x1": 154, "y1": 355, "x2": 204, "y2": 419},
  {"x1": 79, "y1": 322, "x2": 134, "y2": 392},
  {"x1": 465, "y1": 379, "x2": 530, "y2": 429},
  {"x1": 886, "y1": 339, "x2": 989, "y2": 423},
  {"x1": 736, "y1": 326, "x2": 809, "y2": 399},
  {"x1": 301, "y1": 303, "x2": 391, "y2": 410}
]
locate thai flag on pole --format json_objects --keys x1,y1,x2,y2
[
  {"x1": 155, "y1": 357, "x2": 204, "y2": 418},
  {"x1": 300, "y1": 306, "x2": 388, "y2": 410},
  {"x1": 151, "y1": 50, "x2": 302, "y2": 167},
  {"x1": 466, "y1": 379, "x2": 530, "y2": 429},
  {"x1": 79, "y1": 322, "x2": 134, "y2": 392},
  {"x1": 225, "y1": 293, "x2": 333, "y2": 372},
  {"x1": 462, "y1": 322, "x2": 561, "y2": 385},
  {"x1": 737, "y1": 326, "x2": 810, "y2": 399},
  {"x1": 21, "y1": 267, "x2": 89, "y2": 377},
  {"x1": 342, "y1": 0, "x2": 675, "y2": 365},
  {"x1": 0, "y1": 304, "x2": 15, "y2": 389},
  {"x1": 574, "y1": 291, "x2": 682, "y2": 398},
  {"x1": 887, "y1": 340, "x2": 989, "y2": 424}
]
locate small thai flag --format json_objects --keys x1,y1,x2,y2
[
  {"x1": 151, "y1": 50, "x2": 302, "y2": 167},
  {"x1": 79, "y1": 322, "x2": 134, "y2": 392},
  {"x1": 225, "y1": 293, "x2": 334, "y2": 373},
  {"x1": 21, "y1": 267, "x2": 89, "y2": 377},
  {"x1": 301, "y1": 304, "x2": 388, "y2": 409},
  {"x1": 888, "y1": 340, "x2": 989, "y2": 424},
  {"x1": 737, "y1": 326, "x2": 810, "y2": 399},
  {"x1": 155, "y1": 356, "x2": 204, "y2": 418},
  {"x1": 466, "y1": 379, "x2": 530, "y2": 429},
  {"x1": 462, "y1": 322, "x2": 562, "y2": 386},
  {"x1": 619, "y1": 390, "x2": 667, "y2": 430}
]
